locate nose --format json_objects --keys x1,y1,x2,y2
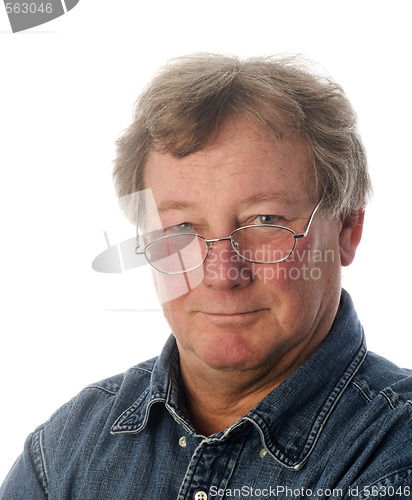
[{"x1": 202, "y1": 238, "x2": 252, "y2": 290}]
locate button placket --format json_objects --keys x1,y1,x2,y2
[{"x1": 177, "y1": 433, "x2": 246, "y2": 500}]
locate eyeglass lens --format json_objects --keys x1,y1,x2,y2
[
  {"x1": 232, "y1": 226, "x2": 295, "y2": 263},
  {"x1": 145, "y1": 233, "x2": 207, "y2": 273},
  {"x1": 145, "y1": 226, "x2": 296, "y2": 274}
]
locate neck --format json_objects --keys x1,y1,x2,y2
[
  {"x1": 179, "y1": 341, "x2": 317, "y2": 436},
  {"x1": 180, "y1": 363, "x2": 278, "y2": 436}
]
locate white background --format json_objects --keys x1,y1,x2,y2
[{"x1": 1, "y1": 0, "x2": 411, "y2": 484}]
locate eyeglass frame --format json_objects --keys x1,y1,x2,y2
[{"x1": 135, "y1": 197, "x2": 323, "y2": 274}]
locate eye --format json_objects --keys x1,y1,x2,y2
[
  {"x1": 255, "y1": 215, "x2": 281, "y2": 225},
  {"x1": 166, "y1": 222, "x2": 194, "y2": 234}
]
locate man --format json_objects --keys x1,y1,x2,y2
[{"x1": 1, "y1": 54, "x2": 411, "y2": 499}]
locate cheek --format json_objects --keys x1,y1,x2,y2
[
  {"x1": 152, "y1": 267, "x2": 204, "y2": 304},
  {"x1": 255, "y1": 235, "x2": 340, "y2": 293},
  {"x1": 253, "y1": 255, "x2": 317, "y2": 289}
]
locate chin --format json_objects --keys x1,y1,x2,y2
[{"x1": 194, "y1": 333, "x2": 272, "y2": 372}]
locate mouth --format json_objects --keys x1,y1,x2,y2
[
  {"x1": 198, "y1": 309, "x2": 267, "y2": 326},
  {"x1": 202, "y1": 310, "x2": 264, "y2": 316}
]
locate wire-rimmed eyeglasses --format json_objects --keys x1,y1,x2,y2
[{"x1": 135, "y1": 198, "x2": 323, "y2": 275}]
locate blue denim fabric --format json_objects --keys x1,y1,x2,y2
[{"x1": 1, "y1": 289, "x2": 412, "y2": 499}]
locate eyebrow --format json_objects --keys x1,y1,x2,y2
[
  {"x1": 157, "y1": 200, "x2": 195, "y2": 215},
  {"x1": 156, "y1": 193, "x2": 291, "y2": 215},
  {"x1": 241, "y1": 193, "x2": 291, "y2": 205}
]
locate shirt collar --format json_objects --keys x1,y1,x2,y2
[
  {"x1": 111, "y1": 336, "x2": 193, "y2": 434},
  {"x1": 111, "y1": 289, "x2": 367, "y2": 469}
]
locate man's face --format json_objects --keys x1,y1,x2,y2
[{"x1": 143, "y1": 117, "x2": 346, "y2": 382}]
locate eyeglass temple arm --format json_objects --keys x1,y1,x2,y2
[
  {"x1": 135, "y1": 229, "x2": 160, "y2": 254},
  {"x1": 135, "y1": 223, "x2": 176, "y2": 253},
  {"x1": 294, "y1": 196, "x2": 324, "y2": 239}
]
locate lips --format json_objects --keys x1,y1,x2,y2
[
  {"x1": 202, "y1": 310, "x2": 264, "y2": 316},
  {"x1": 197, "y1": 309, "x2": 268, "y2": 327}
]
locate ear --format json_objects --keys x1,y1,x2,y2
[{"x1": 339, "y1": 209, "x2": 365, "y2": 267}]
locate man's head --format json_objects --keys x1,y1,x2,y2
[
  {"x1": 113, "y1": 53, "x2": 371, "y2": 222},
  {"x1": 113, "y1": 54, "x2": 371, "y2": 385}
]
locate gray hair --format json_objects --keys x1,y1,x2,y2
[{"x1": 113, "y1": 53, "x2": 371, "y2": 222}]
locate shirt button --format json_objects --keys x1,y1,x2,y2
[
  {"x1": 259, "y1": 448, "x2": 268, "y2": 459},
  {"x1": 194, "y1": 492, "x2": 208, "y2": 500},
  {"x1": 178, "y1": 436, "x2": 187, "y2": 448}
]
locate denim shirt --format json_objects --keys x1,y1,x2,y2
[{"x1": 1, "y1": 290, "x2": 412, "y2": 499}]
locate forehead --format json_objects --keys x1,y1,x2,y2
[{"x1": 143, "y1": 117, "x2": 314, "y2": 210}]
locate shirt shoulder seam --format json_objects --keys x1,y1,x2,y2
[
  {"x1": 30, "y1": 426, "x2": 50, "y2": 497},
  {"x1": 83, "y1": 366, "x2": 154, "y2": 396},
  {"x1": 83, "y1": 385, "x2": 118, "y2": 395},
  {"x1": 352, "y1": 381, "x2": 412, "y2": 411},
  {"x1": 351, "y1": 380, "x2": 372, "y2": 402}
]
